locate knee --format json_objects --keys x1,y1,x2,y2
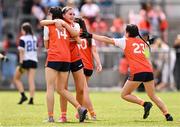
[
  {"x1": 30, "y1": 86, "x2": 35, "y2": 91},
  {"x1": 148, "y1": 94, "x2": 156, "y2": 101},
  {"x1": 75, "y1": 84, "x2": 84, "y2": 96},
  {"x1": 56, "y1": 89, "x2": 61, "y2": 95},
  {"x1": 56, "y1": 87, "x2": 64, "y2": 95},
  {"x1": 13, "y1": 78, "x2": 20, "y2": 84},
  {"x1": 77, "y1": 87, "x2": 84, "y2": 96}
]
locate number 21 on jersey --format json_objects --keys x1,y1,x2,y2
[{"x1": 132, "y1": 43, "x2": 145, "y2": 54}]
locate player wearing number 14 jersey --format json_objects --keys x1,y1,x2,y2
[
  {"x1": 41, "y1": 7, "x2": 87, "y2": 122},
  {"x1": 80, "y1": 24, "x2": 173, "y2": 121},
  {"x1": 45, "y1": 25, "x2": 71, "y2": 63}
]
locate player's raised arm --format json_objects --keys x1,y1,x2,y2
[
  {"x1": 40, "y1": 19, "x2": 79, "y2": 38},
  {"x1": 60, "y1": 20, "x2": 79, "y2": 37},
  {"x1": 40, "y1": 20, "x2": 56, "y2": 26},
  {"x1": 80, "y1": 31, "x2": 115, "y2": 45},
  {"x1": 43, "y1": 26, "x2": 49, "y2": 49}
]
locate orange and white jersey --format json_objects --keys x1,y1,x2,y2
[
  {"x1": 69, "y1": 22, "x2": 82, "y2": 62},
  {"x1": 44, "y1": 25, "x2": 71, "y2": 62},
  {"x1": 78, "y1": 39, "x2": 96, "y2": 70},
  {"x1": 113, "y1": 37, "x2": 153, "y2": 74}
]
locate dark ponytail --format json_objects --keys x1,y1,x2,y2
[
  {"x1": 126, "y1": 24, "x2": 151, "y2": 51},
  {"x1": 21, "y1": 22, "x2": 33, "y2": 35},
  {"x1": 81, "y1": 22, "x2": 92, "y2": 47},
  {"x1": 21, "y1": 22, "x2": 35, "y2": 44},
  {"x1": 75, "y1": 17, "x2": 92, "y2": 47},
  {"x1": 138, "y1": 33, "x2": 151, "y2": 51}
]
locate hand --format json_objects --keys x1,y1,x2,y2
[
  {"x1": 18, "y1": 63, "x2": 25, "y2": 74},
  {"x1": 55, "y1": 19, "x2": 64, "y2": 31},
  {"x1": 96, "y1": 64, "x2": 102, "y2": 73},
  {"x1": 2, "y1": 56, "x2": 9, "y2": 62},
  {"x1": 74, "y1": 17, "x2": 87, "y2": 30},
  {"x1": 80, "y1": 31, "x2": 92, "y2": 39}
]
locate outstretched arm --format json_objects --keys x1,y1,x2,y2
[
  {"x1": 93, "y1": 34, "x2": 115, "y2": 45},
  {"x1": 80, "y1": 32, "x2": 115, "y2": 45}
]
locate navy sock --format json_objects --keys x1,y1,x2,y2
[{"x1": 20, "y1": 92, "x2": 26, "y2": 97}]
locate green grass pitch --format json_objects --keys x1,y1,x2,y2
[{"x1": 0, "y1": 91, "x2": 180, "y2": 127}]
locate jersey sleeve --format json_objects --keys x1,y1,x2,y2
[
  {"x1": 18, "y1": 39, "x2": 25, "y2": 50},
  {"x1": 92, "y1": 39, "x2": 96, "y2": 46},
  {"x1": 113, "y1": 38, "x2": 126, "y2": 50},
  {"x1": 43, "y1": 26, "x2": 49, "y2": 41}
]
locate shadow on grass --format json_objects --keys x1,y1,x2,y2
[
  {"x1": 134, "y1": 120, "x2": 160, "y2": 122},
  {"x1": 54, "y1": 121, "x2": 93, "y2": 124},
  {"x1": 30, "y1": 103, "x2": 44, "y2": 106},
  {"x1": 16, "y1": 104, "x2": 44, "y2": 106}
]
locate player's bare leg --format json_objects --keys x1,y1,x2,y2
[
  {"x1": 45, "y1": 67, "x2": 57, "y2": 122},
  {"x1": 56, "y1": 72, "x2": 87, "y2": 122},
  {"x1": 27, "y1": 69, "x2": 36, "y2": 104},
  {"x1": 144, "y1": 80, "x2": 173, "y2": 121},
  {"x1": 13, "y1": 67, "x2": 27, "y2": 104},
  {"x1": 121, "y1": 80, "x2": 152, "y2": 119}
]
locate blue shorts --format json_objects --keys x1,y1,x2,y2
[
  {"x1": 83, "y1": 68, "x2": 93, "y2": 77},
  {"x1": 47, "y1": 61, "x2": 70, "y2": 72},
  {"x1": 128, "y1": 72, "x2": 154, "y2": 82},
  {"x1": 70, "y1": 59, "x2": 84, "y2": 72}
]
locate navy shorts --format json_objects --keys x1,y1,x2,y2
[
  {"x1": 83, "y1": 68, "x2": 93, "y2": 77},
  {"x1": 22, "y1": 60, "x2": 37, "y2": 69},
  {"x1": 70, "y1": 59, "x2": 84, "y2": 72},
  {"x1": 128, "y1": 72, "x2": 154, "y2": 82},
  {"x1": 47, "y1": 61, "x2": 70, "y2": 72}
]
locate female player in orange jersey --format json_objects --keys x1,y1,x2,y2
[
  {"x1": 59, "y1": 17, "x2": 102, "y2": 122},
  {"x1": 41, "y1": 7, "x2": 87, "y2": 122},
  {"x1": 58, "y1": 7, "x2": 91, "y2": 122},
  {"x1": 80, "y1": 24, "x2": 173, "y2": 121},
  {"x1": 76, "y1": 17, "x2": 102, "y2": 120},
  {"x1": 40, "y1": 6, "x2": 101, "y2": 122}
]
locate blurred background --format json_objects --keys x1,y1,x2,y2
[{"x1": 0, "y1": 0, "x2": 180, "y2": 92}]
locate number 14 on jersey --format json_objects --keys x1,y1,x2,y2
[{"x1": 56, "y1": 28, "x2": 67, "y2": 39}]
